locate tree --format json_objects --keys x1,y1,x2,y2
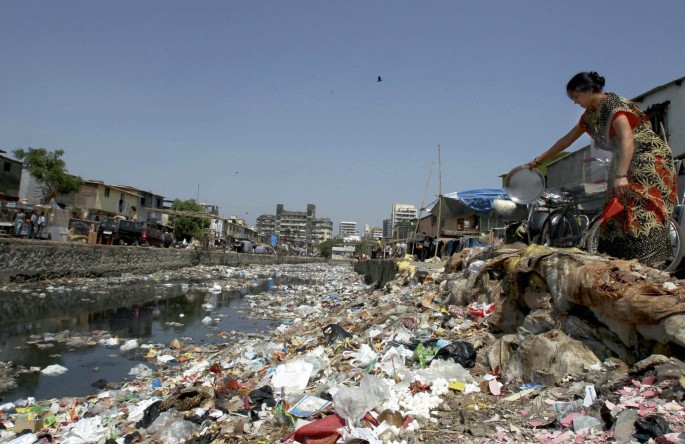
[
  {"x1": 169, "y1": 199, "x2": 210, "y2": 242},
  {"x1": 318, "y1": 238, "x2": 343, "y2": 258},
  {"x1": 13, "y1": 147, "x2": 84, "y2": 196}
]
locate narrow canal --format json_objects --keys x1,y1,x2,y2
[{"x1": 0, "y1": 271, "x2": 303, "y2": 402}]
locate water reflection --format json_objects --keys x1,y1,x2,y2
[{"x1": 0, "y1": 277, "x2": 291, "y2": 401}]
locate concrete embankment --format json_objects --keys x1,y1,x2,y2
[
  {"x1": 354, "y1": 259, "x2": 399, "y2": 288},
  {"x1": 0, "y1": 239, "x2": 324, "y2": 283}
]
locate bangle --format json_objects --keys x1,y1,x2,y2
[{"x1": 616, "y1": 174, "x2": 628, "y2": 178}]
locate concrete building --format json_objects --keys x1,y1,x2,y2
[
  {"x1": 382, "y1": 218, "x2": 392, "y2": 238},
  {"x1": 369, "y1": 226, "x2": 383, "y2": 239},
  {"x1": 114, "y1": 185, "x2": 165, "y2": 224},
  {"x1": 223, "y1": 216, "x2": 260, "y2": 244},
  {"x1": 312, "y1": 218, "x2": 333, "y2": 244},
  {"x1": 332, "y1": 245, "x2": 356, "y2": 260},
  {"x1": 339, "y1": 221, "x2": 358, "y2": 238},
  {"x1": 0, "y1": 152, "x2": 22, "y2": 201},
  {"x1": 57, "y1": 180, "x2": 167, "y2": 225},
  {"x1": 255, "y1": 203, "x2": 332, "y2": 252},
  {"x1": 58, "y1": 180, "x2": 140, "y2": 220},
  {"x1": 391, "y1": 203, "x2": 417, "y2": 239}
]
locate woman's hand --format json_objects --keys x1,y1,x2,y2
[{"x1": 613, "y1": 176, "x2": 629, "y2": 197}]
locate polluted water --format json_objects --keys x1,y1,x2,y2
[{"x1": 0, "y1": 263, "x2": 336, "y2": 401}]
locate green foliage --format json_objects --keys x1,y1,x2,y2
[
  {"x1": 169, "y1": 199, "x2": 210, "y2": 242},
  {"x1": 12, "y1": 147, "x2": 84, "y2": 195},
  {"x1": 318, "y1": 238, "x2": 343, "y2": 258},
  {"x1": 355, "y1": 238, "x2": 374, "y2": 256}
]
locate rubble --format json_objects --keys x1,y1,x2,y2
[{"x1": 0, "y1": 247, "x2": 684, "y2": 443}]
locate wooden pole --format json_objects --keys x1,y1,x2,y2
[
  {"x1": 412, "y1": 160, "x2": 433, "y2": 257},
  {"x1": 434, "y1": 144, "x2": 443, "y2": 258}
]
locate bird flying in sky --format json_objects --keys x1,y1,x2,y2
[{"x1": 377, "y1": 75, "x2": 382, "y2": 82}]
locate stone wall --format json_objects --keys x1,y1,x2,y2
[{"x1": 0, "y1": 239, "x2": 324, "y2": 283}]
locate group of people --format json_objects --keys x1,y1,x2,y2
[
  {"x1": 13, "y1": 210, "x2": 46, "y2": 239},
  {"x1": 414, "y1": 232, "x2": 434, "y2": 261},
  {"x1": 373, "y1": 239, "x2": 409, "y2": 259},
  {"x1": 531, "y1": 71, "x2": 676, "y2": 268}
]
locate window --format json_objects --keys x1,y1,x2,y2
[
  {"x1": 104, "y1": 187, "x2": 110, "y2": 197},
  {"x1": 3, "y1": 162, "x2": 10, "y2": 172},
  {"x1": 645, "y1": 101, "x2": 670, "y2": 140},
  {"x1": 140, "y1": 197, "x2": 146, "y2": 207}
]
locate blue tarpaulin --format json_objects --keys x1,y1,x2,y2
[{"x1": 441, "y1": 188, "x2": 509, "y2": 213}]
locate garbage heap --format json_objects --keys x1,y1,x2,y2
[{"x1": 2, "y1": 247, "x2": 685, "y2": 444}]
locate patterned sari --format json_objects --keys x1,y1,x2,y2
[{"x1": 579, "y1": 93, "x2": 677, "y2": 267}]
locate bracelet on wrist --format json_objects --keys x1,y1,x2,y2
[{"x1": 615, "y1": 174, "x2": 628, "y2": 179}]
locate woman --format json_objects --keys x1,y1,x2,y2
[{"x1": 530, "y1": 71, "x2": 677, "y2": 267}]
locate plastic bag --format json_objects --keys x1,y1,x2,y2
[
  {"x1": 40, "y1": 364, "x2": 68, "y2": 376},
  {"x1": 120, "y1": 339, "x2": 139, "y2": 352},
  {"x1": 299, "y1": 354, "x2": 327, "y2": 378},
  {"x1": 155, "y1": 418, "x2": 199, "y2": 444},
  {"x1": 360, "y1": 374, "x2": 389, "y2": 405},
  {"x1": 416, "y1": 359, "x2": 474, "y2": 383},
  {"x1": 468, "y1": 303, "x2": 496, "y2": 318},
  {"x1": 129, "y1": 363, "x2": 153, "y2": 377},
  {"x1": 271, "y1": 361, "x2": 314, "y2": 394},
  {"x1": 135, "y1": 400, "x2": 162, "y2": 429},
  {"x1": 346, "y1": 344, "x2": 378, "y2": 367},
  {"x1": 432, "y1": 341, "x2": 477, "y2": 368},
  {"x1": 248, "y1": 385, "x2": 276, "y2": 407},
  {"x1": 59, "y1": 416, "x2": 109, "y2": 444},
  {"x1": 332, "y1": 386, "x2": 374, "y2": 426},
  {"x1": 378, "y1": 347, "x2": 408, "y2": 378},
  {"x1": 333, "y1": 375, "x2": 388, "y2": 427},
  {"x1": 468, "y1": 260, "x2": 486, "y2": 276},
  {"x1": 323, "y1": 324, "x2": 351, "y2": 345}
]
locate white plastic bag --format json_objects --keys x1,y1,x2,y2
[
  {"x1": 120, "y1": 339, "x2": 139, "y2": 352},
  {"x1": 271, "y1": 361, "x2": 314, "y2": 394},
  {"x1": 346, "y1": 344, "x2": 378, "y2": 366},
  {"x1": 41, "y1": 364, "x2": 68, "y2": 376}
]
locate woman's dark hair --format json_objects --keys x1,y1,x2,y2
[{"x1": 566, "y1": 71, "x2": 605, "y2": 93}]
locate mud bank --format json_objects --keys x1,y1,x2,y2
[{"x1": 0, "y1": 239, "x2": 324, "y2": 283}]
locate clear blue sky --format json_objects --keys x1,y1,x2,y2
[{"x1": 2, "y1": 1, "x2": 684, "y2": 230}]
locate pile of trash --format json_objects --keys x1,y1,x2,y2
[{"x1": 1, "y1": 247, "x2": 684, "y2": 443}]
